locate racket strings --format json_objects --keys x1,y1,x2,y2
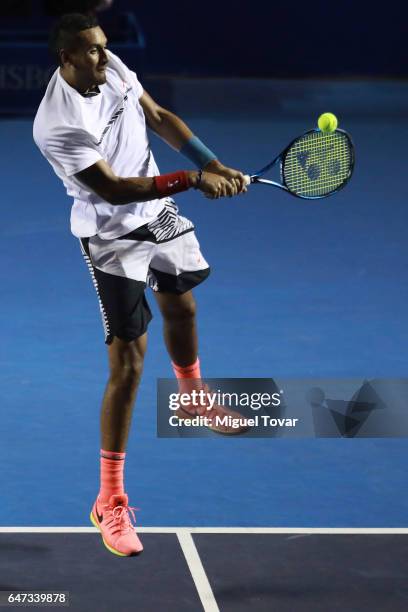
[{"x1": 283, "y1": 131, "x2": 352, "y2": 197}]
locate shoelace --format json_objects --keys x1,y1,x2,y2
[{"x1": 107, "y1": 504, "x2": 139, "y2": 534}]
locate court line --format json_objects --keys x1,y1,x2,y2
[
  {"x1": 177, "y1": 529, "x2": 220, "y2": 612},
  {"x1": 0, "y1": 527, "x2": 407, "y2": 533}
]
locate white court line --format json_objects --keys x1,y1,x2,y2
[
  {"x1": 0, "y1": 527, "x2": 407, "y2": 533},
  {"x1": 184, "y1": 527, "x2": 408, "y2": 534},
  {"x1": 177, "y1": 529, "x2": 219, "y2": 612}
]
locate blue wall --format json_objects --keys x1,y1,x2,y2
[{"x1": 126, "y1": 0, "x2": 406, "y2": 77}]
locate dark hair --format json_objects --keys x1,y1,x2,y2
[{"x1": 49, "y1": 13, "x2": 99, "y2": 65}]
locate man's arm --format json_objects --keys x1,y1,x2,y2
[
  {"x1": 75, "y1": 158, "x2": 162, "y2": 205},
  {"x1": 139, "y1": 90, "x2": 193, "y2": 151},
  {"x1": 75, "y1": 158, "x2": 235, "y2": 205},
  {"x1": 139, "y1": 91, "x2": 247, "y2": 194}
]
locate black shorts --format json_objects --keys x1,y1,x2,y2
[{"x1": 80, "y1": 199, "x2": 210, "y2": 344}]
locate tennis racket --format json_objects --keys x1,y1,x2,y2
[{"x1": 244, "y1": 128, "x2": 354, "y2": 199}]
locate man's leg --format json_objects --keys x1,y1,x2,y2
[
  {"x1": 149, "y1": 204, "x2": 246, "y2": 433},
  {"x1": 101, "y1": 333, "x2": 147, "y2": 452},
  {"x1": 90, "y1": 334, "x2": 147, "y2": 557},
  {"x1": 81, "y1": 233, "x2": 153, "y2": 554},
  {"x1": 154, "y1": 290, "x2": 197, "y2": 367},
  {"x1": 98, "y1": 333, "x2": 146, "y2": 504},
  {"x1": 154, "y1": 289, "x2": 249, "y2": 434}
]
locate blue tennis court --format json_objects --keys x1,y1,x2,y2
[{"x1": 2, "y1": 83, "x2": 407, "y2": 530}]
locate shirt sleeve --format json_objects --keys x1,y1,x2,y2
[
  {"x1": 106, "y1": 50, "x2": 144, "y2": 99},
  {"x1": 127, "y1": 68, "x2": 144, "y2": 99},
  {"x1": 44, "y1": 127, "x2": 103, "y2": 177}
]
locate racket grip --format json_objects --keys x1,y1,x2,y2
[{"x1": 243, "y1": 174, "x2": 251, "y2": 186}]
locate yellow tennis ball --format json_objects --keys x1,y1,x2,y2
[{"x1": 318, "y1": 112, "x2": 338, "y2": 133}]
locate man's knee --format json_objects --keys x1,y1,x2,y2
[
  {"x1": 160, "y1": 293, "x2": 197, "y2": 323},
  {"x1": 108, "y1": 337, "x2": 146, "y2": 387}
]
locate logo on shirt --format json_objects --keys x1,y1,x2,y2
[
  {"x1": 96, "y1": 86, "x2": 133, "y2": 146},
  {"x1": 96, "y1": 88, "x2": 132, "y2": 146}
]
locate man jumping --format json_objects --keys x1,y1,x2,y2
[{"x1": 34, "y1": 13, "x2": 247, "y2": 557}]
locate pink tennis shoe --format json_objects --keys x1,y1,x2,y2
[
  {"x1": 175, "y1": 384, "x2": 250, "y2": 435},
  {"x1": 90, "y1": 493, "x2": 143, "y2": 556}
]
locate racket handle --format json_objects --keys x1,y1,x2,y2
[{"x1": 244, "y1": 174, "x2": 251, "y2": 186}]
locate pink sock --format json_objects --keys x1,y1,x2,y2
[
  {"x1": 172, "y1": 358, "x2": 202, "y2": 394},
  {"x1": 99, "y1": 449, "x2": 126, "y2": 504}
]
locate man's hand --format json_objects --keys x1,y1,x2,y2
[
  {"x1": 204, "y1": 159, "x2": 248, "y2": 196},
  {"x1": 188, "y1": 170, "x2": 238, "y2": 199}
]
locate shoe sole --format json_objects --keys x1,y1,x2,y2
[{"x1": 89, "y1": 511, "x2": 143, "y2": 557}]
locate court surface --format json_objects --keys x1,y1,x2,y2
[
  {"x1": 0, "y1": 527, "x2": 407, "y2": 611},
  {"x1": 1, "y1": 80, "x2": 407, "y2": 610}
]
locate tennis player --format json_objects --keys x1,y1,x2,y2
[{"x1": 33, "y1": 13, "x2": 248, "y2": 557}]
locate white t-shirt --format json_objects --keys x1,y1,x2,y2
[{"x1": 33, "y1": 51, "x2": 165, "y2": 239}]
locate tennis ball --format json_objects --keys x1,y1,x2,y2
[{"x1": 317, "y1": 112, "x2": 338, "y2": 133}]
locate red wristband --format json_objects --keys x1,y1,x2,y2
[{"x1": 154, "y1": 171, "x2": 189, "y2": 197}]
